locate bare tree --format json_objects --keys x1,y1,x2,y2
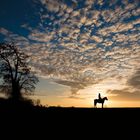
[{"x1": 0, "y1": 43, "x2": 39, "y2": 100}]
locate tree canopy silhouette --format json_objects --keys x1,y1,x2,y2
[{"x1": 0, "y1": 43, "x2": 39, "y2": 100}]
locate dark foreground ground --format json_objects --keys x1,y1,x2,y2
[
  {"x1": 0, "y1": 98, "x2": 140, "y2": 122},
  {"x1": 0, "y1": 97, "x2": 140, "y2": 119},
  {"x1": 0, "y1": 98, "x2": 139, "y2": 137}
]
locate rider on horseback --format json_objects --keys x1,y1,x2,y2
[
  {"x1": 98, "y1": 93, "x2": 102, "y2": 100},
  {"x1": 94, "y1": 93, "x2": 108, "y2": 108}
]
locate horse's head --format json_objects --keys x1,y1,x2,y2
[{"x1": 104, "y1": 97, "x2": 108, "y2": 100}]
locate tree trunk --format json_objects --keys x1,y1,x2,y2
[{"x1": 11, "y1": 82, "x2": 22, "y2": 100}]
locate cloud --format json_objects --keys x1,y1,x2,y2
[
  {"x1": 53, "y1": 69, "x2": 102, "y2": 94},
  {"x1": 68, "y1": 95, "x2": 85, "y2": 100},
  {"x1": 0, "y1": 28, "x2": 10, "y2": 35},
  {"x1": 98, "y1": 22, "x2": 134, "y2": 36},
  {"x1": 54, "y1": 77, "x2": 94, "y2": 95},
  {"x1": 107, "y1": 89, "x2": 140, "y2": 101},
  {"x1": 90, "y1": 35, "x2": 103, "y2": 43},
  {"x1": 40, "y1": 0, "x2": 64, "y2": 13},
  {"x1": 1, "y1": 0, "x2": 140, "y2": 96},
  {"x1": 0, "y1": 27, "x2": 29, "y2": 46},
  {"x1": 107, "y1": 67, "x2": 140, "y2": 100},
  {"x1": 127, "y1": 68, "x2": 140, "y2": 90},
  {"x1": 28, "y1": 31, "x2": 54, "y2": 42},
  {"x1": 54, "y1": 79, "x2": 85, "y2": 95}
]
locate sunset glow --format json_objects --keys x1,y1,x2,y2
[{"x1": 0, "y1": 0, "x2": 140, "y2": 107}]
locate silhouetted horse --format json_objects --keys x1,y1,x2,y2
[{"x1": 94, "y1": 97, "x2": 108, "y2": 108}]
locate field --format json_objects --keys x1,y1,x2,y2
[
  {"x1": 0, "y1": 98, "x2": 139, "y2": 137},
  {"x1": 0, "y1": 98, "x2": 139, "y2": 129}
]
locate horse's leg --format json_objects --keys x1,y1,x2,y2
[
  {"x1": 94, "y1": 101, "x2": 96, "y2": 108},
  {"x1": 102, "y1": 103, "x2": 103, "y2": 108}
]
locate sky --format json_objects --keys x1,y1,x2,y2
[{"x1": 0, "y1": 0, "x2": 140, "y2": 107}]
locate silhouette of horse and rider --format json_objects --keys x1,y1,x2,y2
[{"x1": 94, "y1": 93, "x2": 108, "y2": 108}]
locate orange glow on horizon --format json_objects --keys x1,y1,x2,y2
[
  {"x1": 33, "y1": 78, "x2": 140, "y2": 108},
  {"x1": 32, "y1": 95, "x2": 140, "y2": 108}
]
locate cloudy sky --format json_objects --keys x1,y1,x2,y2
[{"x1": 0, "y1": 0, "x2": 140, "y2": 107}]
